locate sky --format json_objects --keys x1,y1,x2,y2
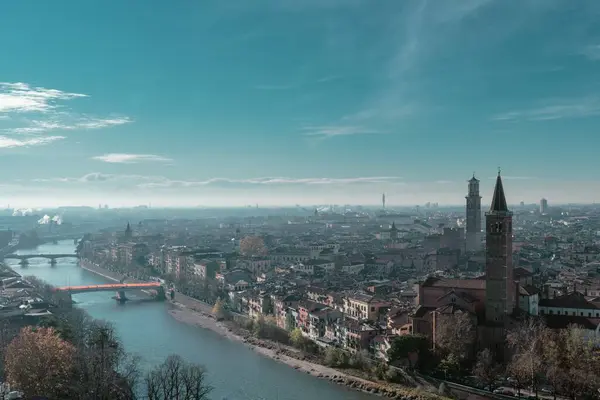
[{"x1": 1, "y1": 0, "x2": 600, "y2": 208}]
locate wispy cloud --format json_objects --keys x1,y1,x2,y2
[
  {"x1": 0, "y1": 82, "x2": 131, "y2": 149},
  {"x1": 0, "y1": 135, "x2": 65, "y2": 148},
  {"x1": 0, "y1": 82, "x2": 86, "y2": 114},
  {"x1": 493, "y1": 97, "x2": 600, "y2": 121},
  {"x1": 581, "y1": 44, "x2": 600, "y2": 61},
  {"x1": 33, "y1": 174, "x2": 402, "y2": 188},
  {"x1": 92, "y1": 153, "x2": 172, "y2": 164},
  {"x1": 140, "y1": 176, "x2": 401, "y2": 189},
  {"x1": 488, "y1": 176, "x2": 535, "y2": 180},
  {"x1": 302, "y1": 125, "x2": 382, "y2": 139},
  {"x1": 10, "y1": 116, "x2": 132, "y2": 134}
]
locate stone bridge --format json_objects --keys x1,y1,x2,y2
[{"x1": 3, "y1": 253, "x2": 80, "y2": 264}]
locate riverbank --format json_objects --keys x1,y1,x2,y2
[
  {"x1": 79, "y1": 259, "x2": 122, "y2": 283},
  {"x1": 168, "y1": 295, "x2": 444, "y2": 400}
]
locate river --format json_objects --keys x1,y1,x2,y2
[{"x1": 7, "y1": 241, "x2": 375, "y2": 400}]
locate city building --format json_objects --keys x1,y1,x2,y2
[{"x1": 540, "y1": 198, "x2": 549, "y2": 214}]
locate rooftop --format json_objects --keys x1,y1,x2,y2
[{"x1": 489, "y1": 172, "x2": 509, "y2": 213}]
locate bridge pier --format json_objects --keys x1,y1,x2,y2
[
  {"x1": 50, "y1": 258, "x2": 57, "y2": 265},
  {"x1": 116, "y1": 290, "x2": 128, "y2": 303},
  {"x1": 18, "y1": 259, "x2": 28, "y2": 266}
]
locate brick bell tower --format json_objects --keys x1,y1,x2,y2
[
  {"x1": 485, "y1": 169, "x2": 514, "y2": 324},
  {"x1": 465, "y1": 174, "x2": 482, "y2": 252}
]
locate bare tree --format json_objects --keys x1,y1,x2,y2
[
  {"x1": 552, "y1": 325, "x2": 598, "y2": 400},
  {"x1": 472, "y1": 348, "x2": 503, "y2": 391},
  {"x1": 145, "y1": 355, "x2": 212, "y2": 400},
  {"x1": 435, "y1": 311, "x2": 476, "y2": 362},
  {"x1": 71, "y1": 320, "x2": 140, "y2": 400},
  {"x1": 239, "y1": 236, "x2": 267, "y2": 257},
  {"x1": 506, "y1": 318, "x2": 547, "y2": 397}
]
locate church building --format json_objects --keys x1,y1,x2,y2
[{"x1": 411, "y1": 171, "x2": 518, "y2": 354}]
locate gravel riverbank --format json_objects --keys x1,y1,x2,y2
[{"x1": 168, "y1": 296, "x2": 441, "y2": 400}]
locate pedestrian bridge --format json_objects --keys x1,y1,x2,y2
[
  {"x1": 54, "y1": 282, "x2": 163, "y2": 294},
  {"x1": 3, "y1": 253, "x2": 80, "y2": 264}
]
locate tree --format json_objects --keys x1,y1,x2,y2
[
  {"x1": 72, "y1": 320, "x2": 140, "y2": 400},
  {"x1": 5, "y1": 326, "x2": 76, "y2": 399},
  {"x1": 212, "y1": 298, "x2": 228, "y2": 321},
  {"x1": 289, "y1": 328, "x2": 304, "y2": 347},
  {"x1": 434, "y1": 311, "x2": 476, "y2": 362},
  {"x1": 387, "y1": 334, "x2": 429, "y2": 370},
  {"x1": 145, "y1": 355, "x2": 212, "y2": 400},
  {"x1": 473, "y1": 349, "x2": 503, "y2": 391},
  {"x1": 349, "y1": 349, "x2": 372, "y2": 371},
  {"x1": 438, "y1": 353, "x2": 460, "y2": 380},
  {"x1": 239, "y1": 236, "x2": 267, "y2": 257},
  {"x1": 253, "y1": 315, "x2": 267, "y2": 338},
  {"x1": 549, "y1": 325, "x2": 599, "y2": 400},
  {"x1": 506, "y1": 318, "x2": 547, "y2": 397},
  {"x1": 324, "y1": 347, "x2": 348, "y2": 368}
]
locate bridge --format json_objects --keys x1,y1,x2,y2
[
  {"x1": 3, "y1": 253, "x2": 80, "y2": 265},
  {"x1": 54, "y1": 282, "x2": 165, "y2": 302}
]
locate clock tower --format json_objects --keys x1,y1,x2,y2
[{"x1": 465, "y1": 174, "x2": 482, "y2": 252}]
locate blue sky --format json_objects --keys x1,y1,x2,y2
[{"x1": 1, "y1": 0, "x2": 600, "y2": 207}]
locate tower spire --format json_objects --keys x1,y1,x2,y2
[{"x1": 490, "y1": 170, "x2": 508, "y2": 213}]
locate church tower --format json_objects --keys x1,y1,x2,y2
[
  {"x1": 485, "y1": 171, "x2": 514, "y2": 323},
  {"x1": 465, "y1": 174, "x2": 482, "y2": 252},
  {"x1": 124, "y1": 222, "x2": 133, "y2": 241}
]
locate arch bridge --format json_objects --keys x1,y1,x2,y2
[
  {"x1": 54, "y1": 282, "x2": 165, "y2": 302},
  {"x1": 3, "y1": 253, "x2": 80, "y2": 265}
]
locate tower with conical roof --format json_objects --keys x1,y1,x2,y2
[
  {"x1": 484, "y1": 170, "x2": 514, "y2": 324},
  {"x1": 465, "y1": 173, "x2": 482, "y2": 252},
  {"x1": 124, "y1": 222, "x2": 133, "y2": 241}
]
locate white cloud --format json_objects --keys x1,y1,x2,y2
[
  {"x1": 302, "y1": 125, "x2": 382, "y2": 138},
  {"x1": 0, "y1": 82, "x2": 131, "y2": 149},
  {"x1": 581, "y1": 44, "x2": 600, "y2": 60},
  {"x1": 139, "y1": 176, "x2": 402, "y2": 189},
  {"x1": 0, "y1": 82, "x2": 86, "y2": 114},
  {"x1": 92, "y1": 153, "x2": 172, "y2": 164},
  {"x1": 32, "y1": 174, "x2": 403, "y2": 188},
  {"x1": 10, "y1": 116, "x2": 132, "y2": 134},
  {"x1": 493, "y1": 97, "x2": 600, "y2": 121},
  {"x1": 0, "y1": 135, "x2": 65, "y2": 148}
]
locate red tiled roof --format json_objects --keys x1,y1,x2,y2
[
  {"x1": 539, "y1": 292, "x2": 598, "y2": 310},
  {"x1": 514, "y1": 267, "x2": 533, "y2": 278},
  {"x1": 421, "y1": 277, "x2": 485, "y2": 290}
]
